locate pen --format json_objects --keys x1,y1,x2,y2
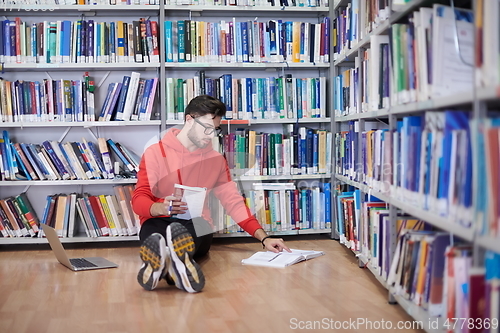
[{"x1": 168, "y1": 200, "x2": 172, "y2": 216}]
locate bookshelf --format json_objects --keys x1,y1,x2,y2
[
  {"x1": 0, "y1": 1, "x2": 334, "y2": 242},
  {"x1": 333, "y1": 0, "x2": 499, "y2": 331}
]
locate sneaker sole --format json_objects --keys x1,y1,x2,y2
[
  {"x1": 137, "y1": 233, "x2": 167, "y2": 291},
  {"x1": 166, "y1": 223, "x2": 205, "y2": 293}
]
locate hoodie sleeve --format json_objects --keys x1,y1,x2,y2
[
  {"x1": 132, "y1": 145, "x2": 164, "y2": 220},
  {"x1": 211, "y1": 157, "x2": 262, "y2": 236}
]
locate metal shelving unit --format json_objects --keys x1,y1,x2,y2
[
  {"x1": 331, "y1": 0, "x2": 495, "y2": 331},
  {"x1": 0, "y1": 2, "x2": 334, "y2": 243}
]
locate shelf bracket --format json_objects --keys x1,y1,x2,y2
[
  {"x1": 96, "y1": 71, "x2": 111, "y2": 89},
  {"x1": 86, "y1": 127, "x2": 99, "y2": 142},
  {"x1": 58, "y1": 126, "x2": 72, "y2": 143}
]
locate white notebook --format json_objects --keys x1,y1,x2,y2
[
  {"x1": 173, "y1": 183, "x2": 207, "y2": 220},
  {"x1": 241, "y1": 249, "x2": 325, "y2": 268}
]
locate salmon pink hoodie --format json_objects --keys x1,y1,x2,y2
[{"x1": 132, "y1": 127, "x2": 262, "y2": 236}]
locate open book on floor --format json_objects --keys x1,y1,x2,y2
[{"x1": 241, "y1": 249, "x2": 325, "y2": 268}]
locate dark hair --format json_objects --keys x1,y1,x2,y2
[{"x1": 184, "y1": 95, "x2": 226, "y2": 120}]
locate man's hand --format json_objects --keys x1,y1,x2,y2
[
  {"x1": 263, "y1": 237, "x2": 291, "y2": 253},
  {"x1": 150, "y1": 195, "x2": 187, "y2": 217}
]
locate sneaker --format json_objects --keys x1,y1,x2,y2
[
  {"x1": 166, "y1": 222, "x2": 205, "y2": 293},
  {"x1": 137, "y1": 233, "x2": 167, "y2": 291},
  {"x1": 164, "y1": 247, "x2": 184, "y2": 290}
]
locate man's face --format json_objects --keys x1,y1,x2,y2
[{"x1": 187, "y1": 114, "x2": 222, "y2": 149}]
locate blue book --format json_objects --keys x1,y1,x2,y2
[
  {"x1": 164, "y1": 21, "x2": 173, "y2": 62},
  {"x1": 241, "y1": 22, "x2": 249, "y2": 62},
  {"x1": 312, "y1": 132, "x2": 318, "y2": 173},
  {"x1": 82, "y1": 195, "x2": 101, "y2": 236},
  {"x1": 138, "y1": 79, "x2": 153, "y2": 120},
  {"x1": 177, "y1": 21, "x2": 185, "y2": 62},
  {"x1": 109, "y1": 21, "x2": 116, "y2": 62},
  {"x1": 322, "y1": 183, "x2": 331, "y2": 229},
  {"x1": 336, "y1": 192, "x2": 354, "y2": 237},
  {"x1": 87, "y1": 20, "x2": 94, "y2": 62},
  {"x1": 235, "y1": 22, "x2": 242, "y2": 62},
  {"x1": 40, "y1": 195, "x2": 54, "y2": 227},
  {"x1": 12, "y1": 145, "x2": 30, "y2": 180},
  {"x1": 0, "y1": 20, "x2": 4, "y2": 61},
  {"x1": 106, "y1": 139, "x2": 134, "y2": 172},
  {"x1": 4, "y1": 21, "x2": 10, "y2": 61},
  {"x1": 42, "y1": 140, "x2": 69, "y2": 180},
  {"x1": 96, "y1": 22, "x2": 101, "y2": 61},
  {"x1": 87, "y1": 141, "x2": 107, "y2": 178},
  {"x1": 98, "y1": 82, "x2": 116, "y2": 121},
  {"x1": 269, "y1": 20, "x2": 277, "y2": 61}
]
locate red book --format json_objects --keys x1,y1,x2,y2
[{"x1": 88, "y1": 196, "x2": 110, "y2": 236}]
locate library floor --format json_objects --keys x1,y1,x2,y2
[{"x1": 0, "y1": 237, "x2": 424, "y2": 333}]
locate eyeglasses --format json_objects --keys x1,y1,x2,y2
[{"x1": 193, "y1": 118, "x2": 223, "y2": 136}]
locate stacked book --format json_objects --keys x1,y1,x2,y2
[
  {"x1": 164, "y1": 18, "x2": 330, "y2": 64},
  {"x1": 38, "y1": 185, "x2": 140, "y2": 238},
  {"x1": 221, "y1": 127, "x2": 332, "y2": 177},
  {"x1": 0, "y1": 18, "x2": 160, "y2": 64},
  {"x1": 0, "y1": 131, "x2": 140, "y2": 181},
  {"x1": 166, "y1": 73, "x2": 327, "y2": 121}
]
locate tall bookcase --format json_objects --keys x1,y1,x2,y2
[
  {"x1": 333, "y1": 0, "x2": 500, "y2": 331},
  {"x1": 0, "y1": 1, "x2": 333, "y2": 244}
]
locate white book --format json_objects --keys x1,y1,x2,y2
[
  {"x1": 369, "y1": 35, "x2": 389, "y2": 111},
  {"x1": 241, "y1": 249, "x2": 325, "y2": 268},
  {"x1": 67, "y1": 193, "x2": 77, "y2": 237},
  {"x1": 482, "y1": 0, "x2": 500, "y2": 87},
  {"x1": 431, "y1": 4, "x2": 474, "y2": 98},
  {"x1": 416, "y1": 8, "x2": 433, "y2": 101},
  {"x1": 118, "y1": 72, "x2": 141, "y2": 121},
  {"x1": 253, "y1": 182, "x2": 296, "y2": 190}
]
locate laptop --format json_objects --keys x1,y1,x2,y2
[{"x1": 41, "y1": 223, "x2": 118, "y2": 271}]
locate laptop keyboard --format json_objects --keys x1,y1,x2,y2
[{"x1": 70, "y1": 258, "x2": 98, "y2": 268}]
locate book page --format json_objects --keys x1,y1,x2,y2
[
  {"x1": 173, "y1": 184, "x2": 207, "y2": 220},
  {"x1": 241, "y1": 249, "x2": 325, "y2": 268},
  {"x1": 241, "y1": 252, "x2": 303, "y2": 268}
]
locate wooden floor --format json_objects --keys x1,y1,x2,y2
[{"x1": 0, "y1": 237, "x2": 424, "y2": 333}]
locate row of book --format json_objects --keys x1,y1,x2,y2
[
  {"x1": 388, "y1": 231, "x2": 500, "y2": 332},
  {"x1": 0, "y1": 131, "x2": 140, "y2": 181},
  {"x1": 2, "y1": 0, "x2": 161, "y2": 5},
  {"x1": 0, "y1": 77, "x2": 94, "y2": 123},
  {"x1": 0, "y1": 18, "x2": 160, "y2": 64},
  {"x1": 100, "y1": 72, "x2": 158, "y2": 122},
  {"x1": 336, "y1": 111, "x2": 473, "y2": 228},
  {"x1": 0, "y1": 72, "x2": 157, "y2": 123},
  {"x1": 219, "y1": 127, "x2": 332, "y2": 177},
  {"x1": 165, "y1": 73, "x2": 327, "y2": 121},
  {"x1": 340, "y1": 188, "x2": 500, "y2": 331},
  {"x1": 332, "y1": 0, "x2": 389, "y2": 61},
  {"x1": 164, "y1": 18, "x2": 330, "y2": 64},
  {"x1": 335, "y1": 35, "x2": 390, "y2": 116},
  {"x1": 0, "y1": 185, "x2": 140, "y2": 238},
  {"x1": 0, "y1": 0, "x2": 327, "y2": 5},
  {"x1": 212, "y1": 182, "x2": 331, "y2": 234},
  {"x1": 336, "y1": 4, "x2": 475, "y2": 115},
  {"x1": 39, "y1": 186, "x2": 140, "y2": 238},
  {"x1": 0, "y1": 192, "x2": 39, "y2": 237},
  {"x1": 164, "y1": 0, "x2": 327, "y2": 6}
]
